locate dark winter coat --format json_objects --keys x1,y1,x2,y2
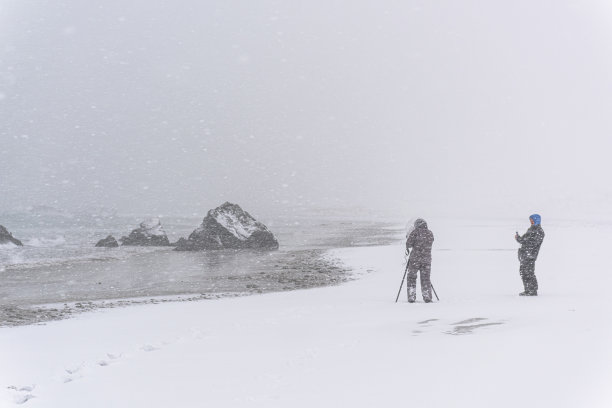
[
  {"x1": 406, "y1": 219, "x2": 434, "y2": 264},
  {"x1": 516, "y1": 225, "x2": 545, "y2": 262}
]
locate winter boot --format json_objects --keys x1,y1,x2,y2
[{"x1": 408, "y1": 287, "x2": 416, "y2": 303}]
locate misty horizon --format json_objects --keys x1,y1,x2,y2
[{"x1": 2, "y1": 1, "x2": 612, "y2": 220}]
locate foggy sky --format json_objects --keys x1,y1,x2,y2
[{"x1": 2, "y1": 1, "x2": 612, "y2": 219}]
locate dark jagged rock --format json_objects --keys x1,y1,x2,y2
[
  {"x1": 175, "y1": 202, "x2": 279, "y2": 251},
  {"x1": 120, "y1": 218, "x2": 171, "y2": 246},
  {"x1": 171, "y1": 237, "x2": 189, "y2": 248},
  {"x1": 95, "y1": 235, "x2": 119, "y2": 248},
  {"x1": 0, "y1": 225, "x2": 23, "y2": 246}
]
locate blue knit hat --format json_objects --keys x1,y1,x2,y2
[{"x1": 529, "y1": 214, "x2": 541, "y2": 225}]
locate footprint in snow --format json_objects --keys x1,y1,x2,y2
[
  {"x1": 417, "y1": 319, "x2": 439, "y2": 325},
  {"x1": 446, "y1": 318, "x2": 504, "y2": 335},
  {"x1": 141, "y1": 344, "x2": 160, "y2": 352},
  {"x1": 98, "y1": 352, "x2": 123, "y2": 367},
  {"x1": 7, "y1": 385, "x2": 35, "y2": 405},
  {"x1": 410, "y1": 319, "x2": 439, "y2": 335},
  {"x1": 452, "y1": 317, "x2": 488, "y2": 325},
  {"x1": 62, "y1": 364, "x2": 85, "y2": 383}
]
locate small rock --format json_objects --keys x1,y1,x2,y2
[
  {"x1": 121, "y1": 218, "x2": 171, "y2": 246},
  {"x1": 0, "y1": 225, "x2": 23, "y2": 246},
  {"x1": 95, "y1": 235, "x2": 119, "y2": 248}
]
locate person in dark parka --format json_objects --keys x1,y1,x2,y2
[
  {"x1": 515, "y1": 214, "x2": 545, "y2": 296},
  {"x1": 405, "y1": 218, "x2": 435, "y2": 303}
]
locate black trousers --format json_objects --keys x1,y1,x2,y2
[
  {"x1": 519, "y1": 259, "x2": 538, "y2": 294},
  {"x1": 407, "y1": 260, "x2": 432, "y2": 302}
]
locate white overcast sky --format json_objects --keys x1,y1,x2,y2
[{"x1": 1, "y1": 1, "x2": 612, "y2": 219}]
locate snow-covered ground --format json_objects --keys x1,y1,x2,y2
[{"x1": 1, "y1": 219, "x2": 611, "y2": 407}]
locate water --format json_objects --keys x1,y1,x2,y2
[{"x1": 0, "y1": 207, "x2": 402, "y2": 326}]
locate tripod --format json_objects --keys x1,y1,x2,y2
[{"x1": 395, "y1": 256, "x2": 439, "y2": 303}]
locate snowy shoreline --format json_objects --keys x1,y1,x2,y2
[
  {"x1": 0, "y1": 247, "x2": 354, "y2": 328},
  {"x1": 2, "y1": 219, "x2": 612, "y2": 407},
  {"x1": 0, "y1": 213, "x2": 401, "y2": 324}
]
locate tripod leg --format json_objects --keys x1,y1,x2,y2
[
  {"x1": 431, "y1": 282, "x2": 440, "y2": 301},
  {"x1": 395, "y1": 264, "x2": 409, "y2": 303}
]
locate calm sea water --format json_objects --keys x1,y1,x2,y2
[{"x1": 0, "y1": 208, "x2": 402, "y2": 325}]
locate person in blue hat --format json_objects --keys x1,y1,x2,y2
[{"x1": 514, "y1": 214, "x2": 545, "y2": 296}]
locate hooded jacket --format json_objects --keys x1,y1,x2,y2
[{"x1": 406, "y1": 219, "x2": 434, "y2": 263}]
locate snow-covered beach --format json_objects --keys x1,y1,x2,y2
[
  {"x1": 2, "y1": 218, "x2": 611, "y2": 407},
  {"x1": 4, "y1": 0, "x2": 612, "y2": 406}
]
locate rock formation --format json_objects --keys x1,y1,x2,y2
[
  {"x1": 175, "y1": 202, "x2": 279, "y2": 251},
  {"x1": 95, "y1": 235, "x2": 119, "y2": 248},
  {"x1": 0, "y1": 225, "x2": 23, "y2": 246},
  {"x1": 120, "y1": 218, "x2": 171, "y2": 246}
]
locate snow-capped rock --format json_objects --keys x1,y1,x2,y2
[
  {"x1": 95, "y1": 235, "x2": 119, "y2": 248},
  {"x1": 120, "y1": 218, "x2": 171, "y2": 246},
  {"x1": 175, "y1": 202, "x2": 279, "y2": 251},
  {"x1": 0, "y1": 225, "x2": 23, "y2": 246}
]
